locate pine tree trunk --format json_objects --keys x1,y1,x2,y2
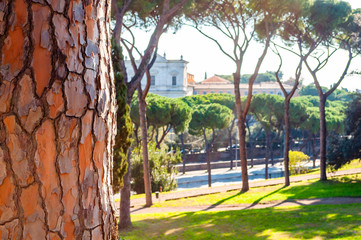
[
  {"x1": 319, "y1": 96, "x2": 327, "y2": 181},
  {"x1": 228, "y1": 128, "x2": 233, "y2": 169},
  {"x1": 138, "y1": 93, "x2": 152, "y2": 206},
  {"x1": 0, "y1": 1, "x2": 118, "y2": 239},
  {"x1": 180, "y1": 134, "x2": 186, "y2": 174},
  {"x1": 283, "y1": 102, "x2": 291, "y2": 186},
  {"x1": 118, "y1": 150, "x2": 132, "y2": 229},
  {"x1": 239, "y1": 117, "x2": 249, "y2": 192},
  {"x1": 265, "y1": 131, "x2": 270, "y2": 180},
  {"x1": 206, "y1": 147, "x2": 212, "y2": 187}
]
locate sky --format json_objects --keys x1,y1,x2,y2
[{"x1": 126, "y1": 0, "x2": 361, "y2": 91}]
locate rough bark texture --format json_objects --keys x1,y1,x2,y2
[
  {"x1": 0, "y1": 0, "x2": 118, "y2": 239},
  {"x1": 283, "y1": 102, "x2": 291, "y2": 186},
  {"x1": 319, "y1": 96, "x2": 327, "y2": 181},
  {"x1": 138, "y1": 91, "x2": 152, "y2": 206},
  {"x1": 238, "y1": 117, "x2": 249, "y2": 192},
  {"x1": 118, "y1": 151, "x2": 132, "y2": 229}
]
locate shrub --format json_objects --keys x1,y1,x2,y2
[
  {"x1": 131, "y1": 142, "x2": 182, "y2": 194},
  {"x1": 289, "y1": 151, "x2": 310, "y2": 174}
]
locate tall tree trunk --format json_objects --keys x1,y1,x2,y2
[
  {"x1": 265, "y1": 131, "x2": 271, "y2": 180},
  {"x1": 283, "y1": 102, "x2": 291, "y2": 186},
  {"x1": 203, "y1": 130, "x2": 212, "y2": 187},
  {"x1": 246, "y1": 121, "x2": 254, "y2": 168},
  {"x1": 228, "y1": 128, "x2": 233, "y2": 169},
  {"x1": 118, "y1": 151, "x2": 132, "y2": 229},
  {"x1": 0, "y1": 0, "x2": 118, "y2": 238},
  {"x1": 179, "y1": 134, "x2": 186, "y2": 174},
  {"x1": 138, "y1": 91, "x2": 152, "y2": 206},
  {"x1": 238, "y1": 117, "x2": 249, "y2": 191},
  {"x1": 206, "y1": 147, "x2": 212, "y2": 187},
  {"x1": 319, "y1": 96, "x2": 327, "y2": 181}
]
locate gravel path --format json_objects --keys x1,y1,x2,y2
[{"x1": 129, "y1": 168, "x2": 361, "y2": 207}]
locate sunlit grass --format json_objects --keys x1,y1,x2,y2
[
  {"x1": 114, "y1": 159, "x2": 361, "y2": 203},
  {"x1": 152, "y1": 174, "x2": 361, "y2": 207},
  {"x1": 120, "y1": 204, "x2": 361, "y2": 240}
]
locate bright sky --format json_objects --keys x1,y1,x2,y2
[{"x1": 128, "y1": 0, "x2": 361, "y2": 91}]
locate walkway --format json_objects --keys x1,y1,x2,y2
[{"x1": 130, "y1": 168, "x2": 361, "y2": 208}]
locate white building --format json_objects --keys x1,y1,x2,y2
[{"x1": 124, "y1": 54, "x2": 193, "y2": 98}]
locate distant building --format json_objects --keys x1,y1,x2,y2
[
  {"x1": 124, "y1": 54, "x2": 193, "y2": 98},
  {"x1": 194, "y1": 75, "x2": 299, "y2": 97}
]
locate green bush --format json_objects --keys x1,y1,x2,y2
[
  {"x1": 289, "y1": 151, "x2": 310, "y2": 175},
  {"x1": 131, "y1": 142, "x2": 182, "y2": 194}
]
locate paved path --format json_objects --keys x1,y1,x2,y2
[
  {"x1": 130, "y1": 168, "x2": 361, "y2": 207},
  {"x1": 130, "y1": 197, "x2": 361, "y2": 214}
]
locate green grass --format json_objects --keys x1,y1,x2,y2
[
  {"x1": 125, "y1": 159, "x2": 361, "y2": 201},
  {"x1": 152, "y1": 174, "x2": 361, "y2": 207},
  {"x1": 120, "y1": 204, "x2": 361, "y2": 239}
]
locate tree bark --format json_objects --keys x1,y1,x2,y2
[
  {"x1": 179, "y1": 134, "x2": 186, "y2": 174},
  {"x1": 265, "y1": 131, "x2": 271, "y2": 180},
  {"x1": 319, "y1": 95, "x2": 327, "y2": 181},
  {"x1": 238, "y1": 117, "x2": 249, "y2": 191},
  {"x1": 118, "y1": 151, "x2": 132, "y2": 229},
  {"x1": 0, "y1": 0, "x2": 118, "y2": 239},
  {"x1": 203, "y1": 130, "x2": 212, "y2": 187},
  {"x1": 283, "y1": 102, "x2": 291, "y2": 186},
  {"x1": 138, "y1": 90, "x2": 152, "y2": 206}
]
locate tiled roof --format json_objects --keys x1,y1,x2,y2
[
  {"x1": 194, "y1": 81, "x2": 295, "y2": 90},
  {"x1": 200, "y1": 75, "x2": 232, "y2": 84}
]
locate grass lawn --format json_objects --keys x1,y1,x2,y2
[
  {"x1": 120, "y1": 204, "x2": 361, "y2": 240},
  {"x1": 152, "y1": 174, "x2": 361, "y2": 207},
  {"x1": 120, "y1": 159, "x2": 361, "y2": 203}
]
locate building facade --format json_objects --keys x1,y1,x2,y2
[
  {"x1": 124, "y1": 54, "x2": 193, "y2": 98},
  {"x1": 194, "y1": 75, "x2": 299, "y2": 97}
]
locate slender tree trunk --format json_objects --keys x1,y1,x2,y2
[
  {"x1": 283, "y1": 102, "x2": 291, "y2": 186},
  {"x1": 319, "y1": 96, "x2": 327, "y2": 181},
  {"x1": 118, "y1": 151, "x2": 132, "y2": 229},
  {"x1": 138, "y1": 92, "x2": 152, "y2": 206},
  {"x1": 0, "y1": 0, "x2": 118, "y2": 238},
  {"x1": 206, "y1": 146, "x2": 212, "y2": 187},
  {"x1": 246, "y1": 120, "x2": 254, "y2": 168},
  {"x1": 203, "y1": 130, "x2": 212, "y2": 187},
  {"x1": 180, "y1": 134, "x2": 186, "y2": 174},
  {"x1": 271, "y1": 142, "x2": 274, "y2": 166},
  {"x1": 229, "y1": 128, "x2": 233, "y2": 169},
  {"x1": 239, "y1": 117, "x2": 249, "y2": 191},
  {"x1": 265, "y1": 131, "x2": 271, "y2": 180}
]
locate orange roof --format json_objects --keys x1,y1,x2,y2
[
  {"x1": 187, "y1": 73, "x2": 196, "y2": 85},
  {"x1": 200, "y1": 75, "x2": 232, "y2": 84}
]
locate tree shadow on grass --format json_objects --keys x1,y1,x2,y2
[
  {"x1": 274, "y1": 176, "x2": 361, "y2": 201},
  {"x1": 202, "y1": 191, "x2": 246, "y2": 211},
  {"x1": 244, "y1": 186, "x2": 286, "y2": 209},
  {"x1": 121, "y1": 203, "x2": 361, "y2": 240}
]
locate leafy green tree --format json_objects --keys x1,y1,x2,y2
[
  {"x1": 112, "y1": 0, "x2": 191, "y2": 228},
  {"x1": 131, "y1": 93, "x2": 192, "y2": 148},
  {"x1": 241, "y1": 71, "x2": 280, "y2": 83},
  {"x1": 250, "y1": 94, "x2": 284, "y2": 178},
  {"x1": 131, "y1": 142, "x2": 182, "y2": 194},
  {"x1": 186, "y1": 0, "x2": 287, "y2": 191},
  {"x1": 300, "y1": 84, "x2": 353, "y2": 102},
  {"x1": 189, "y1": 104, "x2": 233, "y2": 187},
  {"x1": 328, "y1": 94, "x2": 361, "y2": 169},
  {"x1": 112, "y1": 41, "x2": 133, "y2": 193},
  {"x1": 301, "y1": 0, "x2": 361, "y2": 181}
]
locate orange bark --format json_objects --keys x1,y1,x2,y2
[{"x1": 0, "y1": 1, "x2": 118, "y2": 239}]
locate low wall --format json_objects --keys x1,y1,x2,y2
[
  {"x1": 176, "y1": 158, "x2": 284, "y2": 172},
  {"x1": 184, "y1": 149, "x2": 283, "y2": 164}
]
